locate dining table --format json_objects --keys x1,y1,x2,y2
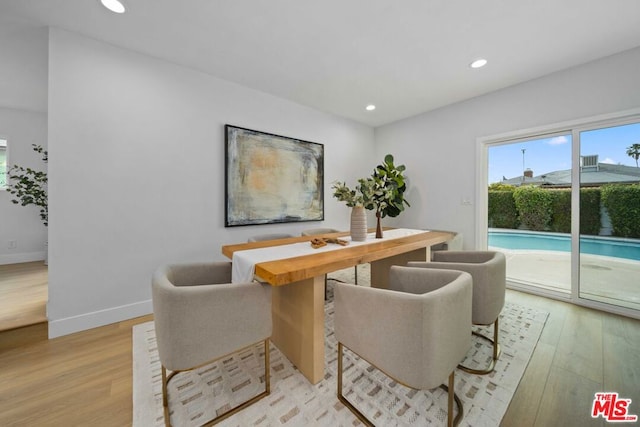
[{"x1": 222, "y1": 228, "x2": 456, "y2": 384}]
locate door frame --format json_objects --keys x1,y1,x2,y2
[{"x1": 477, "y1": 107, "x2": 640, "y2": 319}]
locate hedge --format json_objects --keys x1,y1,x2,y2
[
  {"x1": 488, "y1": 187, "x2": 602, "y2": 234},
  {"x1": 488, "y1": 190, "x2": 519, "y2": 229},
  {"x1": 513, "y1": 185, "x2": 553, "y2": 231},
  {"x1": 601, "y1": 184, "x2": 640, "y2": 238},
  {"x1": 549, "y1": 189, "x2": 571, "y2": 233},
  {"x1": 579, "y1": 188, "x2": 601, "y2": 235}
]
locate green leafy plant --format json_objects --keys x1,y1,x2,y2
[
  {"x1": 331, "y1": 178, "x2": 373, "y2": 207},
  {"x1": 513, "y1": 185, "x2": 552, "y2": 231},
  {"x1": 7, "y1": 144, "x2": 48, "y2": 226},
  {"x1": 578, "y1": 188, "x2": 602, "y2": 235},
  {"x1": 488, "y1": 182, "x2": 516, "y2": 191},
  {"x1": 332, "y1": 155, "x2": 410, "y2": 238},
  {"x1": 488, "y1": 188, "x2": 519, "y2": 229},
  {"x1": 369, "y1": 154, "x2": 410, "y2": 218},
  {"x1": 489, "y1": 186, "x2": 602, "y2": 234},
  {"x1": 364, "y1": 154, "x2": 410, "y2": 237},
  {"x1": 602, "y1": 184, "x2": 640, "y2": 237},
  {"x1": 548, "y1": 189, "x2": 571, "y2": 233},
  {"x1": 626, "y1": 143, "x2": 640, "y2": 168}
]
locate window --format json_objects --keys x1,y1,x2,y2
[{"x1": 0, "y1": 139, "x2": 7, "y2": 188}]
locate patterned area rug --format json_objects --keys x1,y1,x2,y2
[{"x1": 133, "y1": 267, "x2": 548, "y2": 426}]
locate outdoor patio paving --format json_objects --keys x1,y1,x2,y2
[{"x1": 493, "y1": 247, "x2": 640, "y2": 312}]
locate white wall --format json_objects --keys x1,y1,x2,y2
[
  {"x1": 0, "y1": 23, "x2": 48, "y2": 113},
  {"x1": 0, "y1": 108, "x2": 48, "y2": 264},
  {"x1": 375, "y1": 47, "x2": 640, "y2": 248},
  {"x1": 47, "y1": 28, "x2": 375, "y2": 337}
]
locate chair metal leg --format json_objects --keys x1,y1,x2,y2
[
  {"x1": 448, "y1": 373, "x2": 454, "y2": 427},
  {"x1": 439, "y1": 372, "x2": 464, "y2": 427},
  {"x1": 162, "y1": 339, "x2": 271, "y2": 427},
  {"x1": 337, "y1": 342, "x2": 374, "y2": 426},
  {"x1": 264, "y1": 338, "x2": 271, "y2": 394},
  {"x1": 162, "y1": 366, "x2": 171, "y2": 427},
  {"x1": 338, "y1": 343, "x2": 463, "y2": 426},
  {"x1": 324, "y1": 275, "x2": 328, "y2": 300},
  {"x1": 458, "y1": 318, "x2": 501, "y2": 375},
  {"x1": 354, "y1": 265, "x2": 358, "y2": 285}
]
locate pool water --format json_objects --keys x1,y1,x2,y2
[{"x1": 488, "y1": 230, "x2": 640, "y2": 261}]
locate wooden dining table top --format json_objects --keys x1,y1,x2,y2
[{"x1": 222, "y1": 228, "x2": 455, "y2": 286}]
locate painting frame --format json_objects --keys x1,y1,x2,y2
[{"x1": 225, "y1": 125, "x2": 324, "y2": 227}]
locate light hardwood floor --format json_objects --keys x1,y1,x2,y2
[
  {"x1": 0, "y1": 262, "x2": 48, "y2": 351},
  {"x1": 502, "y1": 291, "x2": 640, "y2": 427},
  {"x1": 0, "y1": 261, "x2": 48, "y2": 331},
  {"x1": 0, "y1": 264, "x2": 638, "y2": 426}
]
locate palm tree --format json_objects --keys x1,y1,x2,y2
[{"x1": 627, "y1": 143, "x2": 640, "y2": 167}]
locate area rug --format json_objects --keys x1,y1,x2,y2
[{"x1": 133, "y1": 271, "x2": 548, "y2": 427}]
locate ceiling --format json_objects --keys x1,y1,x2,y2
[{"x1": 1, "y1": 0, "x2": 640, "y2": 127}]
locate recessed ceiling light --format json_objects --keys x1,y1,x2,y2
[
  {"x1": 470, "y1": 58, "x2": 488, "y2": 69},
  {"x1": 366, "y1": 105, "x2": 376, "y2": 111},
  {"x1": 101, "y1": 0, "x2": 125, "y2": 13}
]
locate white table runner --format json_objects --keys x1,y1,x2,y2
[{"x1": 232, "y1": 228, "x2": 428, "y2": 283}]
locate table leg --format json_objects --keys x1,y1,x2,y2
[
  {"x1": 270, "y1": 275, "x2": 325, "y2": 384},
  {"x1": 370, "y1": 247, "x2": 430, "y2": 289}
]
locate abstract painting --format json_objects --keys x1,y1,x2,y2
[{"x1": 225, "y1": 125, "x2": 324, "y2": 226}]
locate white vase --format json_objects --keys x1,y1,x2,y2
[{"x1": 350, "y1": 206, "x2": 367, "y2": 241}]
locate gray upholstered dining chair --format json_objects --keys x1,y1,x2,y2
[
  {"x1": 334, "y1": 266, "x2": 472, "y2": 427},
  {"x1": 301, "y1": 227, "x2": 359, "y2": 285},
  {"x1": 300, "y1": 227, "x2": 340, "y2": 237},
  {"x1": 409, "y1": 250, "x2": 506, "y2": 375},
  {"x1": 151, "y1": 261, "x2": 272, "y2": 426},
  {"x1": 248, "y1": 233, "x2": 295, "y2": 242}
]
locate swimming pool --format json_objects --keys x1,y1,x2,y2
[{"x1": 488, "y1": 230, "x2": 640, "y2": 261}]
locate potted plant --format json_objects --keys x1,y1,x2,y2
[
  {"x1": 7, "y1": 144, "x2": 48, "y2": 263},
  {"x1": 363, "y1": 154, "x2": 410, "y2": 238},
  {"x1": 7, "y1": 144, "x2": 48, "y2": 226},
  {"x1": 332, "y1": 154, "x2": 410, "y2": 239},
  {"x1": 331, "y1": 178, "x2": 373, "y2": 241}
]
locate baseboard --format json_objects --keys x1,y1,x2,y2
[
  {"x1": 0, "y1": 251, "x2": 45, "y2": 265},
  {"x1": 48, "y1": 299, "x2": 153, "y2": 338}
]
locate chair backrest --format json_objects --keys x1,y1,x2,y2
[
  {"x1": 163, "y1": 261, "x2": 232, "y2": 286},
  {"x1": 423, "y1": 250, "x2": 506, "y2": 324},
  {"x1": 430, "y1": 232, "x2": 463, "y2": 257},
  {"x1": 432, "y1": 250, "x2": 496, "y2": 264},
  {"x1": 334, "y1": 266, "x2": 472, "y2": 390},
  {"x1": 248, "y1": 233, "x2": 295, "y2": 242},
  {"x1": 152, "y1": 261, "x2": 272, "y2": 371},
  {"x1": 301, "y1": 227, "x2": 340, "y2": 236}
]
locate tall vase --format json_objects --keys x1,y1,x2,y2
[
  {"x1": 375, "y1": 212, "x2": 383, "y2": 238},
  {"x1": 350, "y1": 206, "x2": 367, "y2": 241}
]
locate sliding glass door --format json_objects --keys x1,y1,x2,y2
[
  {"x1": 577, "y1": 122, "x2": 640, "y2": 311},
  {"x1": 488, "y1": 133, "x2": 572, "y2": 297},
  {"x1": 485, "y1": 114, "x2": 640, "y2": 317}
]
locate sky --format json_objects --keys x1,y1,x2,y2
[{"x1": 488, "y1": 122, "x2": 640, "y2": 184}]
